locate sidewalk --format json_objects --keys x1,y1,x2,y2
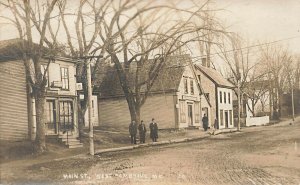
[
  {"x1": 92, "y1": 116, "x2": 299, "y2": 155},
  {"x1": 93, "y1": 127, "x2": 237, "y2": 155}
]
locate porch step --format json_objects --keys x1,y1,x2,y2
[
  {"x1": 67, "y1": 143, "x2": 84, "y2": 149},
  {"x1": 50, "y1": 134, "x2": 83, "y2": 148}
]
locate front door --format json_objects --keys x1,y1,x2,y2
[
  {"x1": 225, "y1": 111, "x2": 229, "y2": 128},
  {"x1": 45, "y1": 100, "x2": 57, "y2": 134},
  {"x1": 188, "y1": 104, "x2": 193, "y2": 126},
  {"x1": 59, "y1": 101, "x2": 74, "y2": 133}
]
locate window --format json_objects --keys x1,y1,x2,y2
[
  {"x1": 205, "y1": 93, "x2": 210, "y2": 101},
  {"x1": 190, "y1": 80, "x2": 194, "y2": 95},
  {"x1": 220, "y1": 110, "x2": 224, "y2": 126},
  {"x1": 59, "y1": 101, "x2": 73, "y2": 131},
  {"x1": 194, "y1": 102, "x2": 200, "y2": 123},
  {"x1": 228, "y1": 92, "x2": 231, "y2": 104},
  {"x1": 41, "y1": 64, "x2": 49, "y2": 87},
  {"x1": 229, "y1": 110, "x2": 233, "y2": 125},
  {"x1": 197, "y1": 75, "x2": 201, "y2": 83},
  {"x1": 220, "y1": 91, "x2": 222, "y2": 103},
  {"x1": 224, "y1": 92, "x2": 226, "y2": 104},
  {"x1": 61, "y1": 67, "x2": 69, "y2": 90},
  {"x1": 184, "y1": 78, "x2": 188, "y2": 94},
  {"x1": 180, "y1": 100, "x2": 186, "y2": 123},
  {"x1": 92, "y1": 100, "x2": 95, "y2": 117}
]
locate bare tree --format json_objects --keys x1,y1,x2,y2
[
  {"x1": 259, "y1": 43, "x2": 292, "y2": 119},
  {"x1": 244, "y1": 70, "x2": 269, "y2": 116},
  {"x1": 1, "y1": 0, "x2": 59, "y2": 153},
  {"x1": 57, "y1": 0, "x2": 110, "y2": 135},
  {"x1": 91, "y1": 0, "x2": 223, "y2": 123},
  {"x1": 217, "y1": 33, "x2": 258, "y2": 129},
  {"x1": 56, "y1": 0, "x2": 223, "y2": 125}
]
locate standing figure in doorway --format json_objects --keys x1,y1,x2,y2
[
  {"x1": 149, "y1": 118, "x2": 158, "y2": 142},
  {"x1": 202, "y1": 114, "x2": 208, "y2": 131}
]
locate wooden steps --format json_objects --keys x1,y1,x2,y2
[
  {"x1": 47, "y1": 134, "x2": 83, "y2": 148},
  {"x1": 59, "y1": 134, "x2": 83, "y2": 148}
]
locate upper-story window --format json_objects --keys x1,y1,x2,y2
[
  {"x1": 205, "y1": 93, "x2": 210, "y2": 101},
  {"x1": 197, "y1": 75, "x2": 201, "y2": 83},
  {"x1": 190, "y1": 80, "x2": 194, "y2": 95},
  {"x1": 224, "y1": 92, "x2": 226, "y2": 104},
  {"x1": 219, "y1": 91, "x2": 222, "y2": 103},
  {"x1": 184, "y1": 78, "x2": 188, "y2": 94},
  {"x1": 41, "y1": 64, "x2": 49, "y2": 87},
  {"x1": 61, "y1": 67, "x2": 69, "y2": 90},
  {"x1": 228, "y1": 92, "x2": 231, "y2": 104}
]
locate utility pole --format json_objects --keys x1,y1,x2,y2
[
  {"x1": 237, "y1": 79, "x2": 241, "y2": 131},
  {"x1": 87, "y1": 61, "x2": 94, "y2": 155},
  {"x1": 78, "y1": 56, "x2": 102, "y2": 156},
  {"x1": 292, "y1": 87, "x2": 295, "y2": 121}
]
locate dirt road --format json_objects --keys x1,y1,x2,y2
[{"x1": 1, "y1": 121, "x2": 299, "y2": 185}]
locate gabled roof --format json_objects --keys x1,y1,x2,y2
[
  {"x1": 0, "y1": 39, "x2": 68, "y2": 62},
  {"x1": 0, "y1": 39, "x2": 29, "y2": 61},
  {"x1": 98, "y1": 55, "x2": 190, "y2": 98},
  {"x1": 195, "y1": 64, "x2": 235, "y2": 88}
]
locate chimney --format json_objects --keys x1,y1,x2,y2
[{"x1": 201, "y1": 57, "x2": 211, "y2": 68}]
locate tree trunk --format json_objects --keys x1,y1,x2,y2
[
  {"x1": 127, "y1": 98, "x2": 136, "y2": 121},
  {"x1": 77, "y1": 102, "x2": 87, "y2": 138},
  {"x1": 135, "y1": 105, "x2": 141, "y2": 124},
  {"x1": 34, "y1": 89, "x2": 46, "y2": 154},
  {"x1": 252, "y1": 99, "x2": 255, "y2": 117}
]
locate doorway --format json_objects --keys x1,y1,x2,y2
[
  {"x1": 59, "y1": 101, "x2": 74, "y2": 133},
  {"x1": 45, "y1": 100, "x2": 57, "y2": 134},
  {"x1": 225, "y1": 111, "x2": 229, "y2": 128},
  {"x1": 188, "y1": 104, "x2": 193, "y2": 126}
]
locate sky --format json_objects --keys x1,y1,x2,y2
[
  {"x1": 0, "y1": 0, "x2": 299, "y2": 54},
  {"x1": 214, "y1": 0, "x2": 300, "y2": 54}
]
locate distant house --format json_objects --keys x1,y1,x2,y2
[
  {"x1": 83, "y1": 94, "x2": 99, "y2": 127},
  {"x1": 0, "y1": 39, "x2": 80, "y2": 146},
  {"x1": 195, "y1": 64, "x2": 235, "y2": 129},
  {"x1": 97, "y1": 55, "x2": 211, "y2": 129}
]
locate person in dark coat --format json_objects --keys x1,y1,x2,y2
[
  {"x1": 129, "y1": 120, "x2": 137, "y2": 144},
  {"x1": 149, "y1": 118, "x2": 158, "y2": 142},
  {"x1": 214, "y1": 118, "x2": 219, "y2": 130},
  {"x1": 202, "y1": 114, "x2": 208, "y2": 131},
  {"x1": 212, "y1": 118, "x2": 218, "y2": 135},
  {"x1": 138, "y1": 120, "x2": 147, "y2": 143}
]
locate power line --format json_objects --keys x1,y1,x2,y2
[{"x1": 1, "y1": 35, "x2": 299, "y2": 74}]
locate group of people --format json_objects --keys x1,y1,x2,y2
[
  {"x1": 129, "y1": 118, "x2": 158, "y2": 144},
  {"x1": 129, "y1": 115, "x2": 218, "y2": 144},
  {"x1": 202, "y1": 114, "x2": 219, "y2": 132}
]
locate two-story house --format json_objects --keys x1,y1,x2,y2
[
  {"x1": 97, "y1": 55, "x2": 211, "y2": 129},
  {"x1": 0, "y1": 39, "x2": 82, "y2": 147},
  {"x1": 195, "y1": 64, "x2": 235, "y2": 129}
]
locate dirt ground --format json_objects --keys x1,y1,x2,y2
[{"x1": 1, "y1": 120, "x2": 299, "y2": 185}]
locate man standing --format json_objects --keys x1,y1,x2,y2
[
  {"x1": 149, "y1": 118, "x2": 158, "y2": 142},
  {"x1": 138, "y1": 120, "x2": 147, "y2": 143},
  {"x1": 202, "y1": 114, "x2": 208, "y2": 131},
  {"x1": 129, "y1": 120, "x2": 137, "y2": 144}
]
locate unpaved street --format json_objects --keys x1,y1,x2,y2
[
  {"x1": 1, "y1": 121, "x2": 299, "y2": 185},
  {"x1": 72, "y1": 122, "x2": 300, "y2": 185}
]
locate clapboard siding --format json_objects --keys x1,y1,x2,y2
[
  {"x1": 140, "y1": 94, "x2": 176, "y2": 129},
  {"x1": 0, "y1": 60, "x2": 29, "y2": 140},
  {"x1": 99, "y1": 98, "x2": 130, "y2": 129},
  {"x1": 99, "y1": 93, "x2": 176, "y2": 130}
]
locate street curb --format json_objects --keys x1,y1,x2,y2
[
  {"x1": 95, "y1": 135, "x2": 211, "y2": 155},
  {"x1": 94, "y1": 129, "x2": 239, "y2": 155}
]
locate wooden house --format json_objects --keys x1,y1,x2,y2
[
  {"x1": 97, "y1": 55, "x2": 211, "y2": 130},
  {"x1": 195, "y1": 64, "x2": 235, "y2": 129},
  {"x1": 0, "y1": 39, "x2": 82, "y2": 147}
]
